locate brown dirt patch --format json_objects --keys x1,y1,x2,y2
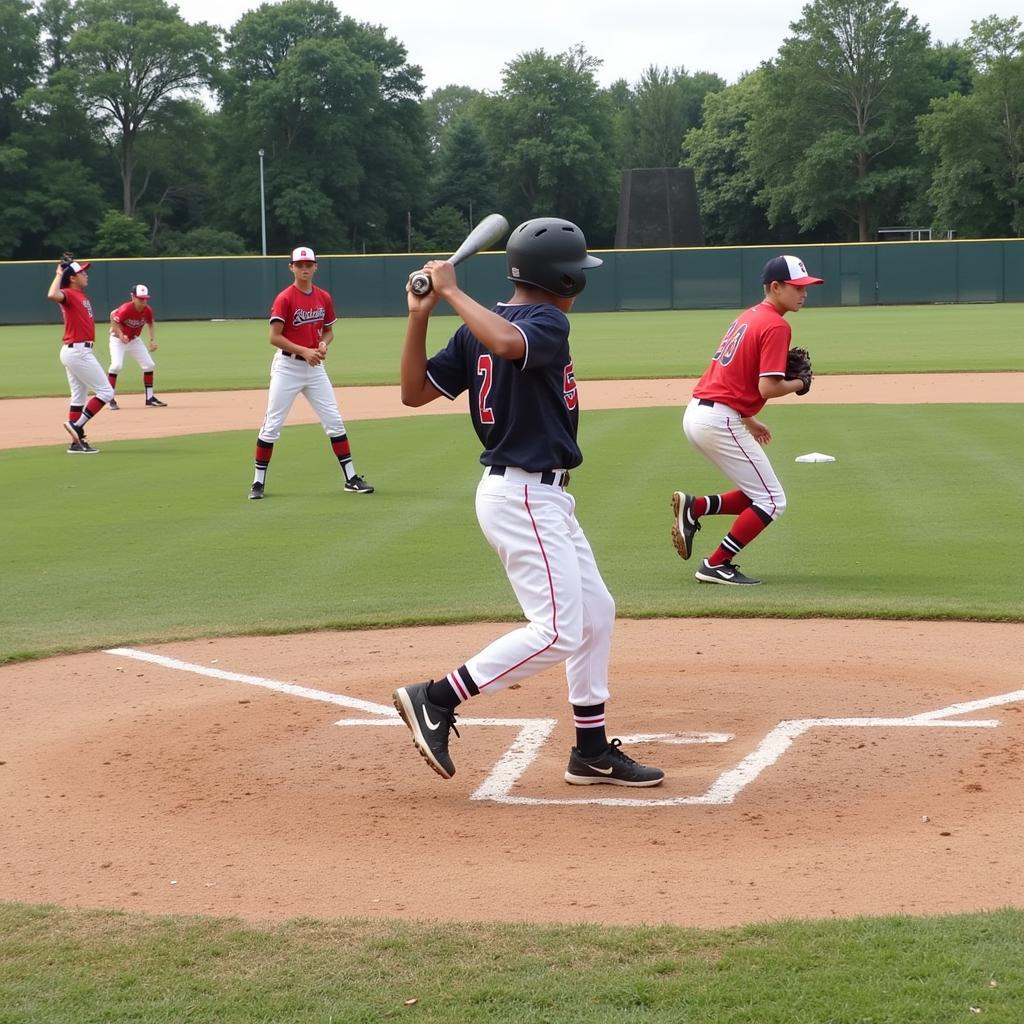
[
  {"x1": 2, "y1": 374, "x2": 1021, "y2": 928},
  {"x1": 2, "y1": 372, "x2": 1022, "y2": 450},
  {"x1": 1, "y1": 620, "x2": 1021, "y2": 928}
]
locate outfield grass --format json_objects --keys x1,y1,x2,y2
[
  {"x1": 3, "y1": 302, "x2": 1023, "y2": 397},
  {"x1": 2, "y1": 403, "x2": 1021, "y2": 664},
  {"x1": 2, "y1": 903, "x2": 1022, "y2": 1023}
]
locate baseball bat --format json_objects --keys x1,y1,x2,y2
[{"x1": 408, "y1": 213, "x2": 510, "y2": 296}]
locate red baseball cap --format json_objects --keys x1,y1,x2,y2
[
  {"x1": 762, "y1": 254, "x2": 823, "y2": 286},
  {"x1": 67, "y1": 260, "x2": 91, "y2": 275},
  {"x1": 132, "y1": 284, "x2": 150, "y2": 299},
  {"x1": 290, "y1": 246, "x2": 316, "y2": 263}
]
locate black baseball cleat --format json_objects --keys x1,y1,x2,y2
[
  {"x1": 344, "y1": 474, "x2": 375, "y2": 494},
  {"x1": 694, "y1": 558, "x2": 761, "y2": 586},
  {"x1": 67, "y1": 440, "x2": 100, "y2": 454},
  {"x1": 63, "y1": 421, "x2": 85, "y2": 443},
  {"x1": 564, "y1": 739, "x2": 665, "y2": 787},
  {"x1": 393, "y1": 681, "x2": 459, "y2": 779},
  {"x1": 145, "y1": 396, "x2": 168, "y2": 407},
  {"x1": 671, "y1": 491, "x2": 700, "y2": 560},
  {"x1": 248, "y1": 481, "x2": 265, "y2": 500},
  {"x1": 108, "y1": 398, "x2": 120, "y2": 411}
]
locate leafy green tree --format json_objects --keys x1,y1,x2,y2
[
  {"x1": 624, "y1": 65, "x2": 725, "y2": 168},
  {"x1": 410, "y1": 205, "x2": 471, "y2": 251},
  {"x1": 159, "y1": 226, "x2": 247, "y2": 255},
  {"x1": 0, "y1": 0, "x2": 40, "y2": 136},
  {"x1": 35, "y1": 0, "x2": 80, "y2": 76},
  {"x1": 475, "y1": 45, "x2": 618, "y2": 242},
  {"x1": 94, "y1": 209, "x2": 150, "y2": 255},
  {"x1": 68, "y1": 0, "x2": 221, "y2": 214},
  {"x1": 217, "y1": 0, "x2": 426, "y2": 253},
  {"x1": 919, "y1": 16, "x2": 1024, "y2": 236},
  {"x1": 682, "y1": 72, "x2": 785, "y2": 245},
  {"x1": 748, "y1": 0, "x2": 943, "y2": 241},
  {"x1": 431, "y1": 116, "x2": 497, "y2": 226},
  {"x1": 421, "y1": 84, "x2": 486, "y2": 150}
]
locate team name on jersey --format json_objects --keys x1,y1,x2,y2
[
  {"x1": 82, "y1": 297, "x2": 94, "y2": 317},
  {"x1": 120, "y1": 317, "x2": 146, "y2": 330},
  {"x1": 292, "y1": 306, "x2": 326, "y2": 327}
]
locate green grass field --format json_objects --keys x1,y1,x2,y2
[
  {"x1": 2, "y1": 404, "x2": 1022, "y2": 664},
  {"x1": 3, "y1": 303, "x2": 1023, "y2": 1022},
  {"x1": 2, "y1": 904, "x2": 1022, "y2": 1023},
  {"x1": 4, "y1": 302, "x2": 1024, "y2": 397}
]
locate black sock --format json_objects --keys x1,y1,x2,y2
[
  {"x1": 426, "y1": 679, "x2": 461, "y2": 709},
  {"x1": 573, "y1": 703, "x2": 608, "y2": 757}
]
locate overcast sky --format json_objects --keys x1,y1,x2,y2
[{"x1": 172, "y1": 0, "x2": 1023, "y2": 94}]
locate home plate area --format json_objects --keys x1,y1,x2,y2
[{"x1": 1, "y1": 618, "x2": 1021, "y2": 927}]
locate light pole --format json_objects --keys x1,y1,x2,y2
[{"x1": 258, "y1": 148, "x2": 267, "y2": 256}]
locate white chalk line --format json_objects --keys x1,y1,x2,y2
[{"x1": 104, "y1": 647, "x2": 1020, "y2": 807}]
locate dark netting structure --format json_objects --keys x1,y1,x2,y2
[{"x1": 614, "y1": 168, "x2": 705, "y2": 249}]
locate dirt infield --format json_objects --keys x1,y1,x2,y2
[
  {"x1": 1, "y1": 375, "x2": 1021, "y2": 928},
  {"x1": 2, "y1": 372, "x2": 1022, "y2": 450},
  {"x1": 1, "y1": 621, "x2": 1021, "y2": 928}
]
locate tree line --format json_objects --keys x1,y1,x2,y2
[{"x1": 1, "y1": 0, "x2": 1021, "y2": 259}]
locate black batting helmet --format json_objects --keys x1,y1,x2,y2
[{"x1": 506, "y1": 218, "x2": 603, "y2": 297}]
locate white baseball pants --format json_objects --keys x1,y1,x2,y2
[
  {"x1": 464, "y1": 467, "x2": 615, "y2": 707},
  {"x1": 257, "y1": 352, "x2": 346, "y2": 441},
  {"x1": 108, "y1": 333, "x2": 155, "y2": 373},
  {"x1": 60, "y1": 344, "x2": 114, "y2": 405},
  {"x1": 682, "y1": 398, "x2": 787, "y2": 519}
]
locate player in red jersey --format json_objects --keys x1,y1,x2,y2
[
  {"x1": 46, "y1": 257, "x2": 114, "y2": 454},
  {"x1": 248, "y1": 246, "x2": 373, "y2": 499},
  {"x1": 671, "y1": 254, "x2": 824, "y2": 585},
  {"x1": 107, "y1": 284, "x2": 167, "y2": 409}
]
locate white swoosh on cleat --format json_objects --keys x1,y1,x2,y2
[{"x1": 423, "y1": 707, "x2": 441, "y2": 731}]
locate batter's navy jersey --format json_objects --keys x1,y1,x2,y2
[{"x1": 426, "y1": 302, "x2": 583, "y2": 471}]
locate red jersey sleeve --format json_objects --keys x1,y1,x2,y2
[
  {"x1": 269, "y1": 288, "x2": 292, "y2": 324},
  {"x1": 758, "y1": 320, "x2": 791, "y2": 377}
]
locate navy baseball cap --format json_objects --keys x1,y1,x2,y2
[{"x1": 762, "y1": 255, "x2": 823, "y2": 286}]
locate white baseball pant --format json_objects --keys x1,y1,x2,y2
[
  {"x1": 108, "y1": 333, "x2": 155, "y2": 373},
  {"x1": 463, "y1": 467, "x2": 615, "y2": 707},
  {"x1": 682, "y1": 397, "x2": 787, "y2": 520},
  {"x1": 257, "y1": 352, "x2": 346, "y2": 441},
  {"x1": 60, "y1": 344, "x2": 114, "y2": 405}
]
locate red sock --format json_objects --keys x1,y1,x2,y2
[
  {"x1": 694, "y1": 490, "x2": 752, "y2": 518},
  {"x1": 708, "y1": 507, "x2": 772, "y2": 566}
]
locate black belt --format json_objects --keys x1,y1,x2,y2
[
  {"x1": 281, "y1": 350, "x2": 305, "y2": 359},
  {"x1": 698, "y1": 398, "x2": 715, "y2": 407},
  {"x1": 65, "y1": 341, "x2": 93, "y2": 348},
  {"x1": 488, "y1": 465, "x2": 570, "y2": 487}
]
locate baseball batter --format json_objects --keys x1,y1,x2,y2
[
  {"x1": 107, "y1": 284, "x2": 167, "y2": 409},
  {"x1": 248, "y1": 246, "x2": 373, "y2": 499},
  {"x1": 672, "y1": 254, "x2": 824, "y2": 585},
  {"x1": 393, "y1": 217, "x2": 664, "y2": 788},
  {"x1": 46, "y1": 257, "x2": 113, "y2": 454}
]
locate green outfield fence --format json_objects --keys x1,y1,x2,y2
[{"x1": 4, "y1": 238, "x2": 1024, "y2": 324}]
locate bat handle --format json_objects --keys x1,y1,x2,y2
[{"x1": 408, "y1": 271, "x2": 432, "y2": 296}]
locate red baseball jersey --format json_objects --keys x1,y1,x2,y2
[
  {"x1": 269, "y1": 284, "x2": 336, "y2": 348},
  {"x1": 692, "y1": 300, "x2": 790, "y2": 417},
  {"x1": 111, "y1": 300, "x2": 154, "y2": 340},
  {"x1": 60, "y1": 288, "x2": 95, "y2": 343}
]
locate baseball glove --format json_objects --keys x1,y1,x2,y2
[{"x1": 785, "y1": 346, "x2": 813, "y2": 395}]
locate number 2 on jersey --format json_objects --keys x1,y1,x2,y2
[{"x1": 477, "y1": 354, "x2": 495, "y2": 424}]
